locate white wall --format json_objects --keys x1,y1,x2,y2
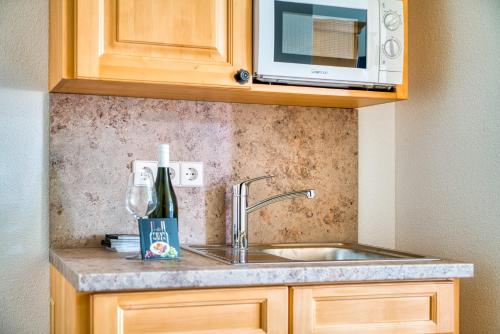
[
  {"x1": 395, "y1": 0, "x2": 500, "y2": 332},
  {"x1": 0, "y1": 1, "x2": 49, "y2": 333},
  {"x1": 358, "y1": 103, "x2": 395, "y2": 248}
]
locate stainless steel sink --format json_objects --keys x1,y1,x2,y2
[
  {"x1": 183, "y1": 243, "x2": 439, "y2": 265},
  {"x1": 261, "y1": 247, "x2": 402, "y2": 261}
]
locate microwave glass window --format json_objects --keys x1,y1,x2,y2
[{"x1": 275, "y1": 1, "x2": 367, "y2": 69}]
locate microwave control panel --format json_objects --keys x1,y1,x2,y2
[{"x1": 379, "y1": 0, "x2": 404, "y2": 84}]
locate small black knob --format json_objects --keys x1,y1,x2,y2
[{"x1": 234, "y1": 69, "x2": 250, "y2": 84}]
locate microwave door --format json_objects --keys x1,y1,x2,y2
[{"x1": 255, "y1": 0, "x2": 380, "y2": 85}]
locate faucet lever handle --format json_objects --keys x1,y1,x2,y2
[
  {"x1": 241, "y1": 175, "x2": 274, "y2": 187},
  {"x1": 233, "y1": 175, "x2": 274, "y2": 195}
]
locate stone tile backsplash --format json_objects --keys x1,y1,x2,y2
[{"x1": 49, "y1": 94, "x2": 358, "y2": 248}]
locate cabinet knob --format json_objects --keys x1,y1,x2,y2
[{"x1": 234, "y1": 69, "x2": 250, "y2": 84}]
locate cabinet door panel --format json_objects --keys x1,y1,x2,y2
[
  {"x1": 92, "y1": 286, "x2": 288, "y2": 334},
  {"x1": 291, "y1": 281, "x2": 457, "y2": 334},
  {"x1": 77, "y1": 0, "x2": 251, "y2": 87},
  {"x1": 117, "y1": 0, "x2": 223, "y2": 50}
]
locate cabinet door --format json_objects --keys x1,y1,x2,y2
[
  {"x1": 92, "y1": 286, "x2": 288, "y2": 334},
  {"x1": 76, "y1": 0, "x2": 252, "y2": 88},
  {"x1": 291, "y1": 281, "x2": 457, "y2": 334}
]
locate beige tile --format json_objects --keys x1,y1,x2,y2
[{"x1": 49, "y1": 94, "x2": 358, "y2": 247}]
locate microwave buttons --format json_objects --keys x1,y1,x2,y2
[
  {"x1": 383, "y1": 38, "x2": 401, "y2": 59},
  {"x1": 384, "y1": 11, "x2": 402, "y2": 31}
]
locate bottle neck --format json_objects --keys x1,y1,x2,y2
[
  {"x1": 158, "y1": 158, "x2": 169, "y2": 168},
  {"x1": 158, "y1": 144, "x2": 169, "y2": 167}
]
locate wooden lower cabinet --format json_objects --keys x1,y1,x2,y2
[
  {"x1": 290, "y1": 281, "x2": 458, "y2": 334},
  {"x1": 51, "y1": 266, "x2": 458, "y2": 334}
]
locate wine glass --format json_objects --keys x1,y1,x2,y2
[
  {"x1": 125, "y1": 167, "x2": 157, "y2": 219},
  {"x1": 124, "y1": 168, "x2": 157, "y2": 260}
]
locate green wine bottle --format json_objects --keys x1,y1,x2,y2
[{"x1": 150, "y1": 144, "x2": 178, "y2": 224}]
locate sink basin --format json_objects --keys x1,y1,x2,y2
[
  {"x1": 261, "y1": 247, "x2": 404, "y2": 261},
  {"x1": 183, "y1": 243, "x2": 438, "y2": 265}
]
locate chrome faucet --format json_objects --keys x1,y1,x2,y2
[{"x1": 231, "y1": 175, "x2": 316, "y2": 250}]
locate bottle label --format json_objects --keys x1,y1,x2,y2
[{"x1": 138, "y1": 218, "x2": 180, "y2": 260}]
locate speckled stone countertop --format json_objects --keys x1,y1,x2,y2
[{"x1": 50, "y1": 248, "x2": 474, "y2": 293}]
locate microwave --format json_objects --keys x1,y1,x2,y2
[{"x1": 254, "y1": 0, "x2": 404, "y2": 90}]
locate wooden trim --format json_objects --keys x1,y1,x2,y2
[
  {"x1": 288, "y1": 288, "x2": 294, "y2": 334},
  {"x1": 49, "y1": 0, "x2": 74, "y2": 90},
  {"x1": 396, "y1": 0, "x2": 409, "y2": 100},
  {"x1": 48, "y1": 0, "x2": 61, "y2": 90},
  {"x1": 50, "y1": 265, "x2": 90, "y2": 334},
  {"x1": 454, "y1": 279, "x2": 460, "y2": 334}
]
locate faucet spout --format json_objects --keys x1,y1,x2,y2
[
  {"x1": 231, "y1": 176, "x2": 316, "y2": 250},
  {"x1": 247, "y1": 190, "x2": 316, "y2": 214}
]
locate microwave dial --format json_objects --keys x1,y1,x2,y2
[
  {"x1": 383, "y1": 38, "x2": 402, "y2": 59},
  {"x1": 383, "y1": 11, "x2": 402, "y2": 31}
]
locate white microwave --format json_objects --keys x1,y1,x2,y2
[{"x1": 254, "y1": 0, "x2": 404, "y2": 90}]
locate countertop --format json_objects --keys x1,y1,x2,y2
[{"x1": 50, "y1": 247, "x2": 474, "y2": 293}]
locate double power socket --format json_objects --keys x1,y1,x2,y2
[{"x1": 132, "y1": 160, "x2": 203, "y2": 187}]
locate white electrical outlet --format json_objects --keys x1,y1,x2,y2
[
  {"x1": 180, "y1": 162, "x2": 203, "y2": 187},
  {"x1": 132, "y1": 160, "x2": 158, "y2": 180},
  {"x1": 132, "y1": 160, "x2": 181, "y2": 187},
  {"x1": 168, "y1": 161, "x2": 181, "y2": 187},
  {"x1": 132, "y1": 160, "x2": 203, "y2": 187}
]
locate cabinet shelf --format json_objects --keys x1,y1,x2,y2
[{"x1": 53, "y1": 79, "x2": 406, "y2": 109}]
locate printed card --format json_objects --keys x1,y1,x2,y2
[{"x1": 137, "y1": 218, "x2": 180, "y2": 260}]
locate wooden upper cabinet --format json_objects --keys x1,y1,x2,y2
[
  {"x1": 51, "y1": 0, "x2": 252, "y2": 89},
  {"x1": 50, "y1": 0, "x2": 407, "y2": 108}
]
